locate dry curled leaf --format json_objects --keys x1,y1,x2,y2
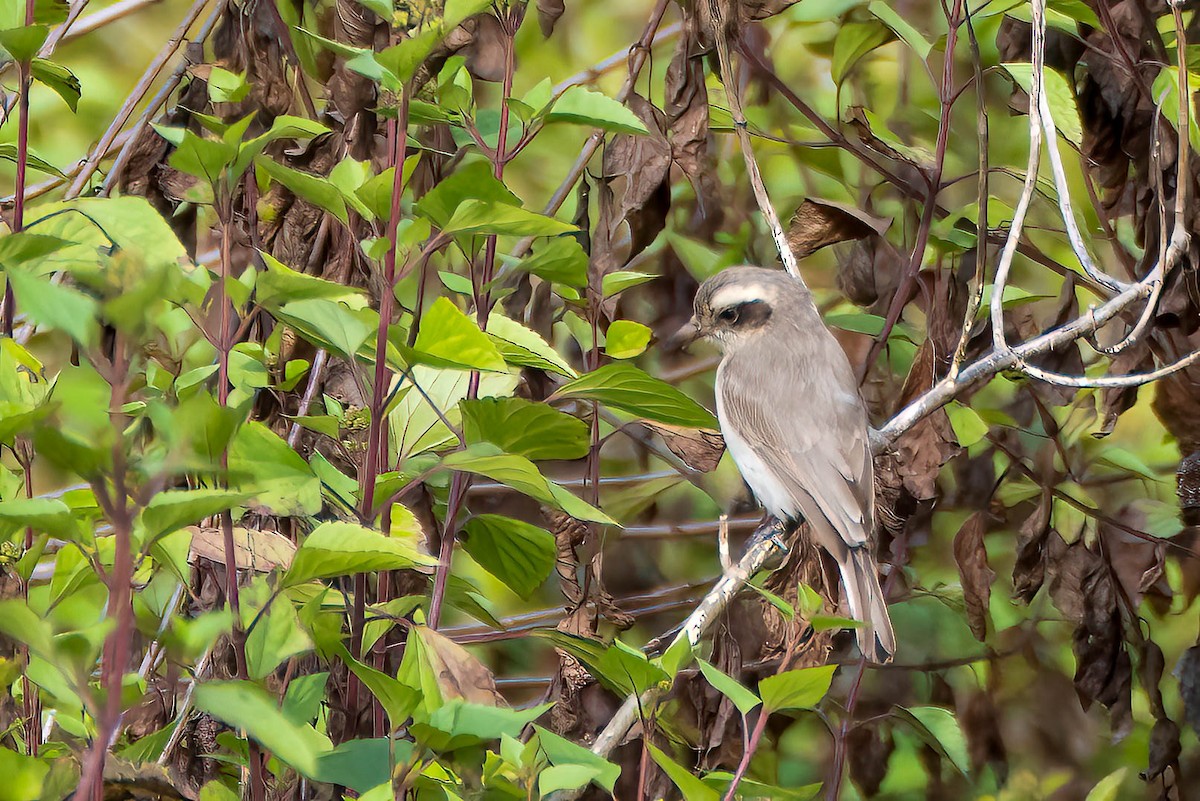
[
  {"x1": 186, "y1": 525, "x2": 297, "y2": 572},
  {"x1": 952, "y1": 511, "x2": 994, "y2": 641},
  {"x1": 641, "y1": 421, "x2": 725, "y2": 472},
  {"x1": 962, "y1": 688, "x2": 1008, "y2": 782},
  {"x1": 413, "y1": 624, "x2": 505, "y2": 706},
  {"x1": 1174, "y1": 644, "x2": 1200, "y2": 738},
  {"x1": 786, "y1": 198, "x2": 891, "y2": 260},
  {"x1": 891, "y1": 342, "x2": 960, "y2": 501},
  {"x1": 602, "y1": 94, "x2": 673, "y2": 261},
  {"x1": 1046, "y1": 533, "x2": 1133, "y2": 737},
  {"x1": 1012, "y1": 489, "x2": 1052, "y2": 602}
]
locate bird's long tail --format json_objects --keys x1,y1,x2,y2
[{"x1": 837, "y1": 547, "x2": 895, "y2": 663}]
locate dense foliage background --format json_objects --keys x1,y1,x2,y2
[{"x1": 1, "y1": 0, "x2": 1199, "y2": 797}]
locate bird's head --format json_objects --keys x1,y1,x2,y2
[{"x1": 672, "y1": 266, "x2": 804, "y2": 352}]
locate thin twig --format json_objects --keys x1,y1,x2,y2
[{"x1": 66, "y1": 0, "x2": 214, "y2": 198}]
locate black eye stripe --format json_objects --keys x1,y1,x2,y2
[{"x1": 717, "y1": 299, "x2": 770, "y2": 326}]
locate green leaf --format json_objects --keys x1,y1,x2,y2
[
  {"x1": 442, "y1": 444, "x2": 614, "y2": 524},
  {"x1": 284, "y1": 521, "x2": 437, "y2": 586},
  {"x1": 461, "y1": 397, "x2": 589, "y2": 460},
  {"x1": 646, "y1": 743, "x2": 720, "y2": 801},
  {"x1": 332, "y1": 642, "x2": 420, "y2": 725},
  {"x1": 1097, "y1": 447, "x2": 1159, "y2": 480},
  {"x1": 0, "y1": 599, "x2": 55, "y2": 659},
  {"x1": 274, "y1": 298, "x2": 377, "y2": 361},
  {"x1": 312, "y1": 739, "x2": 390, "y2": 793},
  {"x1": 30, "y1": 57, "x2": 80, "y2": 111},
  {"x1": 552, "y1": 363, "x2": 718, "y2": 429},
  {"x1": 697, "y1": 658, "x2": 761, "y2": 715},
  {"x1": 256, "y1": 252, "x2": 365, "y2": 308},
  {"x1": 4, "y1": 269, "x2": 98, "y2": 346},
  {"x1": 604, "y1": 320, "x2": 651, "y2": 359},
  {"x1": 194, "y1": 680, "x2": 332, "y2": 776},
  {"x1": 867, "y1": 0, "x2": 931, "y2": 58},
  {"x1": 1003, "y1": 62, "x2": 1083, "y2": 147},
  {"x1": 139, "y1": 489, "x2": 253, "y2": 543},
  {"x1": 552, "y1": 635, "x2": 668, "y2": 696},
  {"x1": 539, "y1": 764, "x2": 606, "y2": 796},
  {"x1": 257, "y1": 157, "x2": 348, "y2": 224},
  {"x1": 515, "y1": 236, "x2": 588, "y2": 286},
  {"x1": 534, "y1": 726, "x2": 621, "y2": 794},
  {"x1": 1085, "y1": 768, "x2": 1127, "y2": 801},
  {"x1": 0, "y1": 24, "x2": 47, "y2": 61},
  {"x1": 0, "y1": 497, "x2": 80, "y2": 542},
  {"x1": 229, "y1": 422, "x2": 322, "y2": 517},
  {"x1": 0, "y1": 747, "x2": 50, "y2": 801},
  {"x1": 826, "y1": 312, "x2": 887, "y2": 336},
  {"x1": 758, "y1": 664, "x2": 836, "y2": 712},
  {"x1": 461, "y1": 514, "x2": 555, "y2": 599},
  {"x1": 0, "y1": 232, "x2": 70, "y2": 265},
  {"x1": 282, "y1": 672, "x2": 328, "y2": 726},
  {"x1": 487, "y1": 313, "x2": 577, "y2": 377},
  {"x1": 832, "y1": 21, "x2": 892, "y2": 84},
  {"x1": 546, "y1": 86, "x2": 650, "y2": 134},
  {"x1": 414, "y1": 159, "x2": 519, "y2": 228},
  {"x1": 245, "y1": 597, "x2": 313, "y2": 679},
  {"x1": 410, "y1": 297, "x2": 507, "y2": 372},
  {"x1": 444, "y1": 199, "x2": 578, "y2": 237},
  {"x1": 0, "y1": 141, "x2": 64, "y2": 178},
  {"x1": 894, "y1": 705, "x2": 970, "y2": 775},
  {"x1": 946, "y1": 402, "x2": 989, "y2": 447},
  {"x1": 208, "y1": 66, "x2": 249, "y2": 103},
  {"x1": 602, "y1": 270, "x2": 657, "y2": 297}
]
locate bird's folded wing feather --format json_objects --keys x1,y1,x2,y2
[{"x1": 719, "y1": 363, "x2": 873, "y2": 547}]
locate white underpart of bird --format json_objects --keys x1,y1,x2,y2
[{"x1": 682, "y1": 265, "x2": 896, "y2": 662}]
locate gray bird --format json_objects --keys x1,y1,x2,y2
[{"x1": 676, "y1": 265, "x2": 895, "y2": 662}]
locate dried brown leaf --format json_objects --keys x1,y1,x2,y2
[
  {"x1": 186, "y1": 525, "x2": 296, "y2": 572},
  {"x1": 892, "y1": 342, "x2": 960, "y2": 501},
  {"x1": 837, "y1": 237, "x2": 901, "y2": 307},
  {"x1": 1174, "y1": 644, "x2": 1200, "y2": 738},
  {"x1": 962, "y1": 689, "x2": 1008, "y2": 781},
  {"x1": 602, "y1": 94, "x2": 672, "y2": 261},
  {"x1": 1012, "y1": 489, "x2": 1052, "y2": 602},
  {"x1": 536, "y1": 0, "x2": 564, "y2": 36},
  {"x1": 665, "y1": 36, "x2": 723, "y2": 234},
  {"x1": 642, "y1": 422, "x2": 725, "y2": 472},
  {"x1": 787, "y1": 198, "x2": 891, "y2": 260},
  {"x1": 847, "y1": 722, "x2": 892, "y2": 797},
  {"x1": 1096, "y1": 339, "x2": 1153, "y2": 437},
  {"x1": 953, "y1": 511, "x2": 995, "y2": 641},
  {"x1": 414, "y1": 625, "x2": 505, "y2": 706}
]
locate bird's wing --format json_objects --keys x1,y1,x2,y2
[{"x1": 719, "y1": 356, "x2": 874, "y2": 546}]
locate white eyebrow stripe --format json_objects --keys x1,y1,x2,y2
[{"x1": 709, "y1": 283, "x2": 768, "y2": 309}]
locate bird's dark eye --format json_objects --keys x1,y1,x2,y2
[{"x1": 718, "y1": 307, "x2": 739, "y2": 323}]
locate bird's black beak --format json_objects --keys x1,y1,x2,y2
[{"x1": 667, "y1": 316, "x2": 703, "y2": 350}]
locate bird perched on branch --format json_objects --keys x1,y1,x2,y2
[{"x1": 674, "y1": 265, "x2": 895, "y2": 662}]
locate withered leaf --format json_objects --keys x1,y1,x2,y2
[
  {"x1": 787, "y1": 198, "x2": 891, "y2": 260},
  {"x1": 1174, "y1": 644, "x2": 1200, "y2": 738},
  {"x1": 601, "y1": 94, "x2": 672, "y2": 261},
  {"x1": 1096, "y1": 338, "x2": 1153, "y2": 437},
  {"x1": 952, "y1": 511, "x2": 994, "y2": 641},
  {"x1": 847, "y1": 721, "x2": 892, "y2": 797},
  {"x1": 186, "y1": 525, "x2": 297, "y2": 572},
  {"x1": 837, "y1": 237, "x2": 901, "y2": 307},
  {"x1": 536, "y1": 0, "x2": 564, "y2": 37},
  {"x1": 892, "y1": 342, "x2": 960, "y2": 501},
  {"x1": 1179, "y1": 450, "x2": 1200, "y2": 527},
  {"x1": 665, "y1": 36, "x2": 722, "y2": 234},
  {"x1": 962, "y1": 689, "x2": 1008, "y2": 781},
  {"x1": 413, "y1": 624, "x2": 505, "y2": 706},
  {"x1": 641, "y1": 421, "x2": 725, "y2": 472},
  {"x1": 1141, "y1": 717, "x2": 1182, "y2": 781},
  {"x1": 1012, "y1": 489, "x2": 1052, "y2": 602},
  {"x1": 1046, "y1": 533, "x2": 1133, "y2": 736}
]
